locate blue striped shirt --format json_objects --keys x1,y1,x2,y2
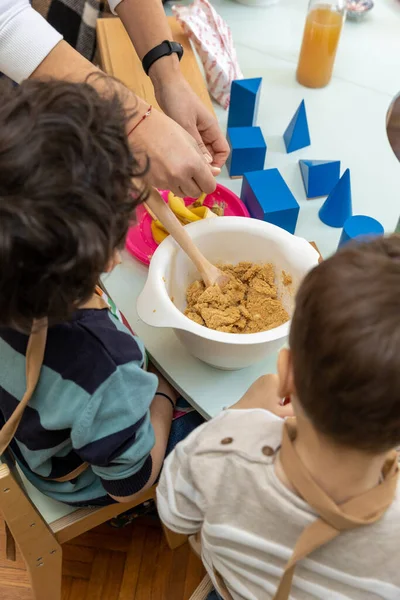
[{"x1": 0, "y1": 308, "x2": 158, "y2": 505}]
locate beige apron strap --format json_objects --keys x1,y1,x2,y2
[
  {"x1": 0, "y1": 322, "x2": 48, "y2": 455},
  {"x1": 0, "y1": 292, "x2": 108, "y2": 458},
  {"x1": 47, "y1": 462, "x2": 90, "y2": 483},
  {"x1": 273, "y1": 418, "x2": 398, "y2": 600},
  {"x1": 81, "y1": 289, "x2": 109, "y2": 311}
]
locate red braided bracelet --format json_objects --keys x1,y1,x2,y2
[{"x1": 127, "y1": 105, "x2": 153, "y2": 138}]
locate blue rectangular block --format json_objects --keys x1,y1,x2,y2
[
  {"x1": 226, "y1": 127, "x2": 267, "y2": 177},
  {"x1": 227, "y1": 78, "x2": 262, "y2": 128},
  {"x1": 240, "y1": 169, "x2": 300, "y2": 234}
]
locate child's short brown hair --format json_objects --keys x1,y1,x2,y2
[
  {"x1": 0, "y1": 77, "x2": 147, "y2": 333},
  {"x1": 290, "y1": 235, "x2": 400, "y2": 453}
]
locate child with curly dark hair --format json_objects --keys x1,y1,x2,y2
[{"x1": 0, "y1": 77, "x2": 193, "y2": 506}]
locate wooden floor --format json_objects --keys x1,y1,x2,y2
[{"x1": 0, "y1": 515, "x2": 205, "y2": 600}]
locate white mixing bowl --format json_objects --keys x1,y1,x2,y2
[{"x1": 137, "y1": 217, "x2": 319, "y2": 370}]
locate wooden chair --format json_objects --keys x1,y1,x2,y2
[
  {"x1": 186, "y1": 533, "x2": 213, "y2": 600},
  {"x1": 188, "y1": 574, "x2": 213, "y2": 600},
  {"x1": 160, "y1": 526, "x2": 213, "y2": 600},
  {"x1": 0, "y1": 451, "x2": 156, "y2": 600}
]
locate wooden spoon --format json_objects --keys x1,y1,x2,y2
[{"x1": 145, "y1": 188, "x2": 229, "y2": 288}]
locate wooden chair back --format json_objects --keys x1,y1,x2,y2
[
  {"x1": 0, "y1": 453, "x2": 156, "y2": 600},
  {"x1": 188, "y1": 574, "x2": 213, "y2": 600},
  {"x1": 0, "y1": 456, "x2": 63, "y2": 599}
]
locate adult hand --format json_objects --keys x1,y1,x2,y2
[
  {"x1": 114, "y1": 0, "x2": 228, "y2": 176},
  {"x1": 130, "y1": 98, "x2": 219, "y2": 198},
  {"x1": 154, "y1": 76, "x2": 230, "y2": 169},
  {"x1": 230, "y1": 374, "x2": 294, "y2": 419}
]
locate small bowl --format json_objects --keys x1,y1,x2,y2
[
  {"x1": 137, "y1": 217, "x2": 320, "y2": 370},
  {"x1": 346, "y1": 0, "x2": 374, "y2": 21}
]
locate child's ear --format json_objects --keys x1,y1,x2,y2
[
  {"x1": 105, "y1": 250, "x2": 122, "y2": 273},
  {"x1": 277, "y1": 348, "x2": 296, "y2": 399}
]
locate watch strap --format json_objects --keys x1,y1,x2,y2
[{"x1": 142, "y1": 40, "x2": 184, "y2": 76}]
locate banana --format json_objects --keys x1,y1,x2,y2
[
  {"x1": 151, "y1": 192, "x2": 219, "y2": 245},
  {"x1": 154, "y1": 219, "x2": 168, "y2": 233},
  {"x1": 151, "y1": 220, "x2": 169, "y2": 245},
  {"x1": 189, "y1": 206, "x2": 218, "y2": 219},
  {"x1": 168, "y1": 193, "x2": 201, "y2": 225},
  {"x1": 189, "y1": 192, "x2": 207, "y2": 209},
  {"x1": 167, "y1": 191, "x2": 184, "y2": 206}
]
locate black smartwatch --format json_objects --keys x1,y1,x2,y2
[{"x1": 142, "y1": 40, "x2": 184, "y2": 76}]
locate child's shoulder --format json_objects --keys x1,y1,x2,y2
[
  {"x1": 190, "y1": 409, "x2": 284, "y2": 464},
  {"x1": 45, "y1": 309, "x2": 146, "y2": 394},
  {"x1": 65, "y1": 307, "x2": 144, "y2": 360}
]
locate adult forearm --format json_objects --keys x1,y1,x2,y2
[
  {"x1": 31, "y1": 40, "x2": 100, "y2": 82},
  {"x1": 30, "y1": 30, "x2": 218, "y2": 197},
  {"x1": 0, "y1": 0, "x2": 62, "y2": 83},
  {"x1": 30, "y1": 40, "x2": 147, "y2": 127},
  {"x1": 115, "y1": 0, "x2": 181, "y2": 87}
]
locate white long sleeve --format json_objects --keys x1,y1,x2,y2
[
  {"x1": 0, "y1": 0, "x2": 62, "y2": 83},
  {"x1": 108, "y1": 0, "x2": 123, "y2": 16}
]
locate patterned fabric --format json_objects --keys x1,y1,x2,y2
[
  {"x1": 32, "y1": 0, "x2": 110, "y2": 61},
  {"x1": 32, "y1": 0, "x2": 174, "y2": 62},
  {"x1": 173, "y1": 0, "x2": 243, "y2": 108},
  {"x1": 0, "y1": 308, "x2": 158, "y2": 506}
]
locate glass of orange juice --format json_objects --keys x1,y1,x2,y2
[{"x1": 296, "y1": 1, "x2": 346, "y2": 89}]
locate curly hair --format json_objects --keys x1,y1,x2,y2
[{"x1": 0, "y1": 77, "x2": 148, "y2": 333}]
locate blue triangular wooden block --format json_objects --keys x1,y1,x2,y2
[
  {"x1": 228, "y1": 78, "x2": 262, "y2": 128},
  {"x1": 319, "y1": 169, "x2": 352, "y2": 228},
  {"x1": 237, "y1": 78, "x2": 262, "y2": 95},
  {"x1": 299, "y1": 160, "x2": 310, "y2": 189},
  {"x1": 299, "y1": 159, "x2": 340, "y2": 198},
  {"x1": 283, "y1": 100, "x2": 311, "y2": 153}
]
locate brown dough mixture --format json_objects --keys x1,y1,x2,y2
[{"x1": 184, "y1": 262, "x2": 289, "y2": 334}]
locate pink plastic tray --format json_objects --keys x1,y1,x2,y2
[{"x1": 126, "y1": 184, "x2": 250, "y2": 265}]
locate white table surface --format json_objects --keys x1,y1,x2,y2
[{"x1": 105, "y1": 0, "x2": 400, "y2": 419}]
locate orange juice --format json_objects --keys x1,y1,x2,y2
[{"x1": 296, "y1": 6, "x2": 344, "y2": 88}]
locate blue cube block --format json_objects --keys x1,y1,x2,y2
[
  {"x1": 299, "y1": 160, "x2": 341, "y2": 198},
  {"x1": 226, "y1": 127, "x2": 267, "y2": 178},
  {"x1": 240, "y1": 169, "x2": 300, "y2": 234},
  {"x1": 228, "y1": 78, "x2": 262, "y2": 128}
]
